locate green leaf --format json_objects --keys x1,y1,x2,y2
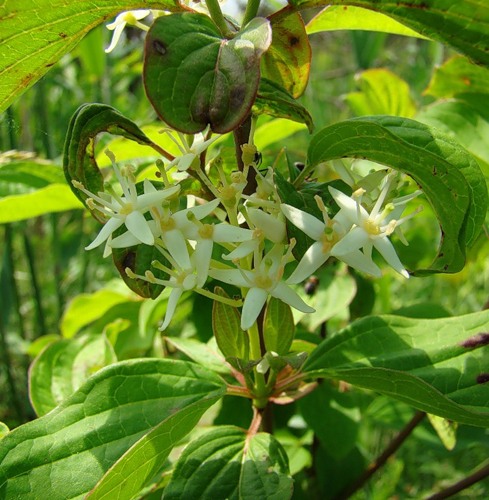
[
  {"x1": 144, "y1": 13, "x2": 271, "y2": 134},
  {"x1": 0, "y1": 183, "x2": 83, "y2": 222},
  {"x1": 29, "y1": 334, "x2": 117, "y2": 416},
  {"x1": 0, "y1": 359, "x2": 225, "y2": 499},
  {"x1": 305, "y1": 116, "x2": 488, "y2": 274},
  {"x1": 212, "y1": 287, "x2": 248, "y2": 361},
  {"x1": 345, "y1": 68, "x2": 416, "y2": 118},
  {"x1": 165, "y1": 337, "x2": 231, "y2": 375},
  {"x1": 60, "y1": 287, "x2": 133, "y2": 338},
  {"x1": 290, "y1": 1, "x2": 489, "y2": 68},
  {"x1": 304, "y1": 311, "x2": 489, "y2": 427},
  {"x1": 416, "y1": 98, "x2": 489, "y2": 174},
  {"x1": 254, "y1": 119, "x2": 307, "y2": 151},
  {"x1": 0, "y1": 423, "x2": 9, "y2": 440},
  {"x1": 164, "y1": 426, "x2": 293, "y2": 500},
  {"x1": 0, "y1": 0, "x2": 184, "y2": 113},
  {"x1": 427, "y1": 413, "x2": 457, "y2": 451},
  {"x1": 63, "y1": 103, "x2": 166, "y2": 213},
  {"x1": 262, "y1": 9, "x2": 311, "y2": 98},
  {"x1": 306, "y1": 5, "x2": 427, "y2": 39},
  {"x1": 424, "y1": 56, "x2": 489, "y2": 99},
  {"x1": 263, "y1": 296, "x2": 295, "y2": 355},
  {"x1": 254, "y1": 78, "x2": 314, "y2": 133}
]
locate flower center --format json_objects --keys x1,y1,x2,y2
[
  {"x1": 254, "y1": 275, "x2": 274, "y2": 289},
  {"x1": 119, "y1": 202, "x2": 134, "y2": 215},
  {"x1": 159, "y1": 216, "x2": 176, "y2": 232},
  {"x1": 364, "y1": 219, "x2": 381, "y2": 235},
  {"x1": 198, "y1": 224, "x2": 214, "y2": 239}
]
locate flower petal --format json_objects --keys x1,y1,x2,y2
[
  {"x1": 85, "y1": 217, "x2": 123, "y2": 250},
  {"x1": 162, "y1": 229, "x2": 191, "y2": 269},
  {"x1": 213, "y1": 224, "x2": 254, "y2": 243},
  {"x1": 241, "y1": 287, "x2": 268, "y2": 330},
  {"x1": 193, "y1": 239, "x2": 213, "y2": 287},
  {"x1": 222, "y1": 239, "x2": 257, "y2": 260},
  {"x1": 160, "y1": 288, "x2": 184, "y2": 331},
  {"x1": 331, "y1": 226, "x2": 368, "y2": 256},
  {"x1": 336, "y1": 250, "x2": 382, "y2": 277},
  {"x1": 281, "y1": 204, "x2": 324, "y2": 240},
  {"x1": 328, "y1": 186, "x2": 369, "y2": 225},
  {"x1": 136, "y1": 185, "x2": 180, "y2": 209},
  {"x1": 208, "y1": 268, "x2": 251, "y2": 288},
  {"x1": 125, "y1": 211, "x2": 154, "y2": 245},
  {"x1": 271, "y1": 283, "x2": 315, "y2": 314},
  {"x1": 373, "y1": 237, "x2": 409, "y2": 278},
  {"x1": 248, "y1": 208, "x2": 286, "y2": 243},
  {"x1": 286, "y1": 241, "x2": 329, "y2": 284}
]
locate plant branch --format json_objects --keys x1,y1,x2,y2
[
  {"x1": 335, "y1": 411, "x2": 426, "y2": 500},
  {"x1": 242, "y1": 0, "x2": 261, "y2": 26},
  {"x1": 427, "y1": 460, "x2": 489, "y2": 500},
  {"x1": 205, "y1": 0, "x2": 233, "y2": 37}
]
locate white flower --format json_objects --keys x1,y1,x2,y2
[
  {"x1": 73, "y1": 150, "x2": 179, "y2": 252},
  {"x1": 165, "y1": 130, "x2": 221, "y2": 171},
  {"x1": 209, "y1": 244, "x2": 314, "y2": 331},
  {"x1": 105, "y1": 10, "x2": 151, "y2": 53},
  {"x1": 328, "y1": 176, "x2": 420, "y2": 278},
  {"x1": 282, "y1": 196, "x2": 381, "y2": 284}
]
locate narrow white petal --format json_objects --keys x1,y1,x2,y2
[
  {"x1": 248, "y1": 208, "x2": 286, "y2": 243},
  {"x1": 213, "y1": 224, "x2": 254, "y2": 243},
  {"x1": 109, "y1": 231, "x2": 141, "y2": 248},
  {"x1": 208, "y1": 268, "x2": 251, "y2": 288},
  {"x1": 271, "y1": 283, "x2": 315, "y2": 314},
  {"x1": 136, "y1": 185, "x2": 180, "y2": 209},
  {"x1": 132, "y1": 9, "x2": 151, "y2": 20},
  {"x1": 162, "y1": 229, "x2": 191, "y2": 269},
  {"x1": 329, "y1": 186, "x2": 369, "y2": 224},
  {"x1": 241, "y1": 287, "x2": 268, "y2": 330},
  {"x1": 373, "y1": 237, "x2": 409, "y2": 278},
  {"x1": 286, "y1": 242, "x2": 329, "y2": 284},
  {"x1": 176, "y1": 153, "x2": 196, "y2": 171},
  {"x1": 337, "y1": 250, "x2": 382, "y2": 277},
  {"x1": 222, "y1": 239, "x2": 257, "y2": 260},
  {"x1": 105, "y1": 24, "x2": 125, "y2": 53},
  {"x1": 85, "y1": 217, "x2": 123, "y2": 250},
  {"x1": 160, "y1": 288, "x2": 184, "y2": 331},
  {"x1": 125, "y1": 211, "x2": 154, "y2": 245},
  {"x1": 331, "y1": 226, "x2": 368, "y2": 256},
  {"x1": 281, "y1": 204, "x2": 324, "y2": 240},
  {"x1": 193, "y1": 240, "x2": 213, "y2": 287}
]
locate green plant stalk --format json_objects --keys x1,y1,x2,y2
[
  {"x1": 23, "y1": 229, "x2": 47, "y2": 337},
  {"x1": 248, "y1": 320, "x2": 267, "y2": 407},
  {"x1": 242, "y1": 0, "x2": 261, "y2": 26},
  {"x1": 3, "y1": 225, "x2": 27, "y2": 339},
  {"x1": 205, "y1": 0, "x2": 233, "y2": 37},
  {"x1": 0, "y1": 307, "x2": 26, "y2": 423}
]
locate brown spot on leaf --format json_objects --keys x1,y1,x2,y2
[
  {"x1": 289, "y1": 36, "x2": 300, "y2": 47},
  {"x1": 476, "y1": 373, "x2": 489, "y2": 384},
  {"x1": 122, "y1": 251, "x2": 136, "y2": 272},
  {"x1": 460, "y1": 332, "x2": 489, "y2": 348},
  {"x1": 59, "y1": 32, "x2": 67, "y2": 39},
  {"x1": 152, "y1": 40, "x2": 167, "y2": 56}
]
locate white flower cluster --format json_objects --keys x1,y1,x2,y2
[{"x1": 75, "y1": 142, "x2": 420, "y2": 333}]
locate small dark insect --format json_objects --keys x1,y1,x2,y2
[
  {"x1": 304, "y1": 275, "x2": 320, "y2": 295},
  {"x1": 254, "y1": 151, "x2": 263, "y2": 167}
]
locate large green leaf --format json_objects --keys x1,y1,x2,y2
[
  {"x1": 304, "y1": 311, "x2": 489, "y2": 427},
  {"x1": 424, "y1": 55, "x2": 489, "y2": 99},
  {"x1": 345, "y1": 68, "x2": 416, "y2": 118},
  {"x1": 306, "y1": 5, "x2": 427, "y2": 38},
  {"x1": 305, "y1": 116, "x2": 488, "y2": 274},
  {"x1": 144, "y1": 13, "x2": 271, "y2": 134},
  {"x1": 290, "y1": 0, "x2": 489, "y2": 67},
  {"x1": 0, "y1": 359, "x2": 225, "y2": 499},
  {"x1": 262, "y1": 8, "x2": 311, "y2": 98},
  {"x1": 164, "y1": 426, "x2": 293, "y2": 499},
  {"x1": 0, "y1": 1, "x2": 185, "y2": 113},
  {"x1": 29, "y1": 335, "x2": 117, "y2": 416}
]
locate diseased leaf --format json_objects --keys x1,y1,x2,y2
[
  {"x1": 290, "y1": 0, "x2": 489, "y2": 68},
  {"x1": 262, "y1": 9, "x2": 311, "y2": 98},
  {"x1": 424, "y1": 56, "x2": 489, "y2": 99},
  {"x1": 63, "y1": 103, "x2": 167, "y2": 214},
  {"x1": 305, "y1": 116, "x2": 488, "y2": 274},
  {"x1": 164, "y1": 426, "x2": 293, "y2": 500},
  {"x1": 144, "y1": 13, "x2": 271, "y2": 134},
  {"x1": 0, "y1": 359, "x2": 225, "y2": 499},
  {"x1": 0, "y1": 1, "x2": 185, "y2": 113},
  {"x1": 304, "y1": 311, "x2": 489, "y2": 427}
]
